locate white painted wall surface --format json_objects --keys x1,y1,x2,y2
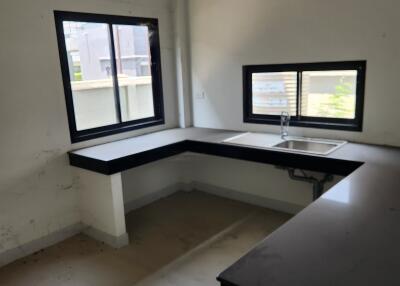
[
  {"x1": 0, "y1": 0, "x2": 179, "y2": 256},
  {"x1": 181, "y1": 153, "x2": 342, "y2": 209},
  {"x1": 122, "y1": 153, "x2": 343, "y2": 214},
  {"x1": 122, "y1": 155, "x2": 184, "y2": 212},
  {"x1": 189, "y1": 0, "x2": 400, "y2": 147}
]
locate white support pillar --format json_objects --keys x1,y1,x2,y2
[
  {"x1": 173, "y1": 0, "x2": 193, "y2": 128},
  {"x1": 73, "y1": 168, "x2": 129, "y2": 248}
]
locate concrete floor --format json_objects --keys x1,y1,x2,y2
[{"x1": 0, "y1": 191, "x2": 291, "y2": 286}]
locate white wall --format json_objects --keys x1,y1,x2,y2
[
  {"x1": 182, "y1": 153, "x2": 342, "y2": 209},
  {"x1": 122, "y1": 153, "x2": 343, "y2": 214},
  {"x1": 122, "y1": 155, "x2": 184, "y2": 211},
  {"x1": 189, "y1": 0, "x2": 400, "y2": 147},
  {"x1": 0, "y1": 0, "x2": 179, "y2": 256}
]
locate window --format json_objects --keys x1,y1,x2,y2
[
  {"x1": 243, "y1": 61, "x2": 366, "y2": 131},
  {"x1": 54, "y1": 11, "x2": 164, "y2": 142}
]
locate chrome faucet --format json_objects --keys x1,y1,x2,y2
[{"x1": 280, "y1": 111, "x2": 290, "y2": 139}]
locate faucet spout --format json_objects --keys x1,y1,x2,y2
[{"x1": 280, "y1": 111, "x2": 290, "y2": 139}]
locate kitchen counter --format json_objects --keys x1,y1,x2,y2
[
  {"x1": 69, "y1": 127, "x2": 400, "y2": 286},
  {"x1": 70, "y1": 128, "x2": 364, "y2": 175}
]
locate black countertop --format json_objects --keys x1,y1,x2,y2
[
  {"x1": 69, "y1": 127, "x2": 400, "y2": 286},
  {"x1": 70, "y1": 128, "x2": 365, "y2": 176}
]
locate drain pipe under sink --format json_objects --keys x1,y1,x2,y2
[{"x1": 281, "y1": 168, "x2": 333, "y2": 201}]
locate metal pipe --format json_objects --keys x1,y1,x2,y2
[
  {"x1": 286, "y1": 168, "x2": 333, "y2": 201},
  {"x1": 280, "y1": 111, "x2": 290, "y2": 139}
]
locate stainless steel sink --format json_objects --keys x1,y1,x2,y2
[
  {"x1": 272, "y1": 138, "x2": 346, "y2": 155},
  {"x1": 222, "y1": 132, "x2": 346, "y2": 156}
]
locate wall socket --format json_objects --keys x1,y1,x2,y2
[{"x1": 195, "y1": 91, "x2": 206, "y2": 99}]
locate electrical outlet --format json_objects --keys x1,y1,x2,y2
[{"x1": 195, "y1": 91, "x2": 206, "y2": 99}]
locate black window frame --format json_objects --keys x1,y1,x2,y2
[
  {"x1": 243, "y1": 61, "x2": 366, "y2": 131},
  {"x1": 54, "y1": 11, "x2": 165, "y2": 143}
]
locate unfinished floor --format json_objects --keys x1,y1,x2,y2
[{"x1": 0, "y1": 191, "x2": 292, "y2": 286}]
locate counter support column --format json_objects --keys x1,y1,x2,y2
[{"x1": 73, "y1": 168, "x2": 129, "y2": 248}]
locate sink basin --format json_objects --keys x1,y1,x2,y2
[
  {"x1": 272, "y1": 138, "x2": 346, "y2": 155},
  {"x1": 222, "y1": 132, "x2": 346, "y2": 156}
]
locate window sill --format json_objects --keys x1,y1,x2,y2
[
  {"x1": 71, "y1": 118, "x2": 165, "y2": 143},
  {"x1": 244, "y1": 117, "x2": 362, "y2": 132}
]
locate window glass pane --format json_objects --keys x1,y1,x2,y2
[
  {"x1": 113, "y1": 24, "x2": 155, "y2": 122},
  {"x1": 301, "y1": 70, "x2": 357, "y2": 119},
  {"x1": 63, "y1": 21, "x2": 118, "y2": 131},
  {"x1": 252, "y1": 72, "x2": 297, "y2": 116}
]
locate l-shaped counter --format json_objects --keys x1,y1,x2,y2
[{"x1": 69, "y1": 127, "x2": 400, "y2": 286}]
